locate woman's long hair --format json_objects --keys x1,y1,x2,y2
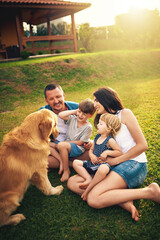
[{"x1": 93, "y1": 87, "x2": 124, "y2": 128}]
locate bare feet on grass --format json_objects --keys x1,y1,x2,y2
[
  {"x1": 129, "y1": 183, "x2": 160, "y2": 221},
  {"x1": 147, "y1": 183, "x2": 160, "y2": 204},
  {"x1": 58, "y1": 162, "x2": 63, "y2": 175},
  {"x1": 130, "y1": 204, "x2": 140, "y2": 221},
  {"x1": 60, "y1": 169, "x2": 70, "y2": 182}
]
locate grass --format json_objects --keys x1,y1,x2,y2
[{"x1": 0, "y1": 50, "x2": 160, "y2": 240}]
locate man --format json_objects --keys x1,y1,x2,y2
[{"x1": 40, "y1": 83, "x2": 90, "y2": 169}]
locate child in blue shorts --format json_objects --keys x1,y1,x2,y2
[
  {"x1": 73, "y1": 113, "x2": 122, "y2": 200},
  {"x1": 50, "y1": 99, "x2": 95, "y2": 182}
]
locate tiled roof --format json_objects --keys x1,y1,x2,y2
[{"x1": 0, "y1": 0, "x2": 90, "y2": 6}]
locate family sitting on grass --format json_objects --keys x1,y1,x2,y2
[{"x1": 40, "y1": 83, "x2": 160, "y2": 222}]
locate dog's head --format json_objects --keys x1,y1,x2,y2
[
  {"x1": 38, "y1": 109, "x2": 59, "y2": 140},
  {"x1": 21, "y1": 109, "x2": 59, "y2": 142}
]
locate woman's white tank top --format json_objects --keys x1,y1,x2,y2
[{"x1": 115, "y1": 110, "x2": 147, "y2": 163}]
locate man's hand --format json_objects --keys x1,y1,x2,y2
[{"x1": 83, "y1": 141, "x2": 92, "y2": 150}]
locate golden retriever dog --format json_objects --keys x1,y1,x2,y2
[{"x1": 0, "y1": 109, "x2": 63, "y2": 227}]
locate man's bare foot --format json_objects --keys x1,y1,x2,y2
[
  {"x1": 148, "y1": 183, "x2": 160, "y2": 204},
  {"x1": 79, "y1": 179, "x2": 92, "y2": 189},
  {"x1": 60, "y1": 169, "x2": 70, "y2": 182}
]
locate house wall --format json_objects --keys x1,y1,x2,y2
[{"x1": 0, "y1": 9, "x2": 24, "y2": 58}]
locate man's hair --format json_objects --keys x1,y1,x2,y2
[
  {"x1": 79, "y1": 99, "x2": 95, "y2": 115},
  {"x1": 44, "y1": 83, "x2": 63, "y2": 98},
  {"x1": 100, "y1": 113, "x2": 121, "y2": 137}
]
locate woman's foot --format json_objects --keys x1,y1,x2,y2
[
  {"x1": 147, "y1": 183, "x2": 160, "y2": 204},
  {"x1": 119, "y1": 201, "x2": 140, "y2": 221},
  {"x1": 130, "y1": 204, "x2": 140, "y2": 221},
  {"x1": 60, "y1": 169, "x2": 70, "y2": 182}
]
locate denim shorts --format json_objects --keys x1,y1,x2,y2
[
  {"x1": 69, "y1": 143, "x2": 83, "y2": 158},
  {"x1": 111, "y1": 160, "x2": 147, "y2": 189}
]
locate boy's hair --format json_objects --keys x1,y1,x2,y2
[
  {"x1": 79, "y1": 99, "x2": 95, "y2": 115},
  {"x1": 100, "y1": 113, "x2": 121, "y2": 137},
  {"x1": 44, "y1": 83, "x2": 63, "y2": 98}
]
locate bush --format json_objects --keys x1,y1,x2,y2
[
  {"x1": 79, "y1": 23, "x2": 95, "y2": 52},
  {"x1": 79, "y1": 48, "x2": 86, "y2": 53},
  {"x1": 20, "y1": 51, "x2": 30, "y2": 59},
  {"x1": 55, "y1": 49, "x2": 61, "y2": 54}
]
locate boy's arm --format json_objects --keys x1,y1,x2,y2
[{"x1": 58, "y1": 109, "x2": 77, "y2": 121}]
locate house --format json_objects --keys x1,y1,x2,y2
[{"x1": 0, "y1": 0, "x2": 91, "y2": 58}]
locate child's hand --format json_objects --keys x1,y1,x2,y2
[
  {"x1": 96, "y1": 157, "x2": 105, "y2": 164},
  {"x1": 90, "y1": 154, "x2": 99, "y2": 164}
]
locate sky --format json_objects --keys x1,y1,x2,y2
[{"x1": 64, "y1": 0, "x2": 160, "y2": 26}]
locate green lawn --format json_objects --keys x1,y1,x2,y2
[{"x1": 0, "y1": 50, "x2": 160, "y2": 240}]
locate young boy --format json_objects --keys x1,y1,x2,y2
[{"x1": 50, "y1": 99, "x2": 95, "y2": 182}]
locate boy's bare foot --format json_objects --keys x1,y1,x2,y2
[
  {"x1": 58, "y1": 163, "x2": 63, "y2": 175},
  {"x1": 148, "y1": 183, "x2": 160, "y2": 204},
  {"x1": 60, "y1": 169, "x2": 70, "y2": 182}
]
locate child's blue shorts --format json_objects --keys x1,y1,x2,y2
[
  {"x1": 83, "y1": 160, "x2": 110, "y2": 175},
  {"x1": 69, "y1": 143, "x2": 83, "y2": 158}
]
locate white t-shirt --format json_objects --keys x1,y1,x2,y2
[{"x1": 65, "y1": 115, "x2": 93, "y2": 151}]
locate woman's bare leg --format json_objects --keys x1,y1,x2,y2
[
  {"x1": 87, "y1": 172, "x2": 160, "y2": 208},
  {"x1": 67, "y1": 174, "x2": 89, "y2": 195},
  {"x1": 67, "y1": 172, "x2": 140, "y2": 220}
]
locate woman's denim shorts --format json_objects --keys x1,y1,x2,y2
[{"x1": 111, "y1": 160, "x2": 147, "y2": 189}]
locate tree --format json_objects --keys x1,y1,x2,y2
[
  {"x1": 114, "y1": 9, "x2": 160, "y2": 49},
  {"x1": 79, "y1": 23, "x2": 95, "y2": 52},
  {"x1": 37, "y1": 24, "x2": 48, "y2": 36}
]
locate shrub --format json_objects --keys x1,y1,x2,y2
[
  {"x1": 79, "y1": 23, "x2": 95, "y2": 52},
  {"x1": 55, "y1": 49, "x2": 61, "y2": 54},
  {"x1": 79, "y1": 48, "x2": 86, "y2": 53},
  {"x1": 20, "y1": 51, "x2": 30, "y2": 59}
]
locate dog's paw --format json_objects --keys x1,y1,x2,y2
[
  {"x1": 11, "y1": 214, "x2": 26, "y2": 225},
  {"x1": 51, "y1": 185, "x2": 64, "y2": 195}
]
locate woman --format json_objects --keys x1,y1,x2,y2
[{"x1": 67, "y1": 87, "x2": 160, "y2": 221}]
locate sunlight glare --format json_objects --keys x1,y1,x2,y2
[{"x1": 125, "y1": 0, "x2": 151, "y2": 10}]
